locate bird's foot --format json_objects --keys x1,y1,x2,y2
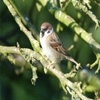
[{"x1": 47, "y1": 61, "x2": 55, "y2": 69}]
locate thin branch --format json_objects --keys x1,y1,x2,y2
[
  {"x1": 2, "y1": 0, "x2": 99, "y2": 99},
  {"x1": 0, "y1": 45, "x2": 93, "y2": 100},
  {"x1": 71, "y1": 0, "x2": 99, "y2": 29},
  {"x1": 3, "y1": 0, "x2": 40, "y2": 52},
  {"x1": 47, "y1": 0, "x2": 100, "y2": 53}
]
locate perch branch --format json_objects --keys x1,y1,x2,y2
[{"x1": 0, "y1": 45, "x2": 93, "y2": 100}]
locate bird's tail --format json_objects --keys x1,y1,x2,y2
[{"x1": 64, "y1": 55, "x2": 78, "y2": 65}]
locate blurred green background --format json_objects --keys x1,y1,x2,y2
[{"x1": 0, "y1": 0, "x2": 100, "y2": 100}]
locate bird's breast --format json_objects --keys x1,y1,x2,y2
[{"x1": 40, "y1": 38, "x2": 64, "y2": 63}]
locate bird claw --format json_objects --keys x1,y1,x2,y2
[{"x1": 47, "y1": 61, "x2": 55, "y2": 69}]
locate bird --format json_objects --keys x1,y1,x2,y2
[{"x1": 40, "y1": 22, "x2": 80, "y2": 68}]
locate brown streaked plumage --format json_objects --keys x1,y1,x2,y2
[{"x1": 40, "y1": 22, "x2": 78, "y2": 65}]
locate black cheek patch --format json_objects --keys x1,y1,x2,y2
[{"x1": 41, "y1": 30, "x2": 44, "y2": 37}]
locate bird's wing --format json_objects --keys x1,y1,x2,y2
[
  {"x1": 48, "y1": 32, "x2": 78, "y2": 65},
  {"x1": 48, "y1": 32, "x2": 69, "y2": 56}
]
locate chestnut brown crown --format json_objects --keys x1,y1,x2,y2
[{"x1": 40, "y1": 22, "x2": 53, "y2": 38}]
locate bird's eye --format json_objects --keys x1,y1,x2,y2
[{"x1": 47, "y1": 30, "x2": 50, "y2": 34}]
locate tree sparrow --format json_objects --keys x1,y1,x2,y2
[{"x1": 40, "y1": 22, "x2": 80, "y2": 67}]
